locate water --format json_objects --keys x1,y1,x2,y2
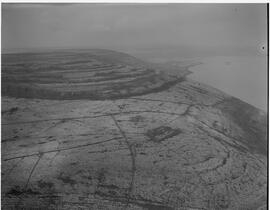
[{"x1": 188, "y1": 56, "x2": 267, "y2": 111}]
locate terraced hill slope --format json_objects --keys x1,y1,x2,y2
[
  {"x1": 2, "y1": 50, "x2": 190, "y2": 100},
  {"x1": 1, "y1": 50, "x2": 267, "y2": 210}
]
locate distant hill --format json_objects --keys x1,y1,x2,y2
[{"x1": 2, "y1": 49, "x2": 190, "y2": 100}]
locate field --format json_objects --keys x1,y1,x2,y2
[{"x1": 2, "y1": 50, "x2": 267, "y2": 210}]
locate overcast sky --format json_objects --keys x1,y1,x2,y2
[{"x1": 2, "y1": 3, "x2": 267, "y2": 55}]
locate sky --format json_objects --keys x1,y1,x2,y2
[
  {"x1": 2, "y1": 3, "x2": 267, "y2": 56},
  {"x1": 1, "y1": 3, "x2": 268, "y2": 110}
]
